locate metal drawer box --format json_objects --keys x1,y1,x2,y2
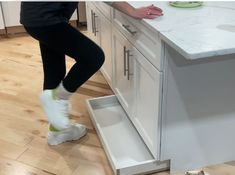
[{"x1": 86, "y1": 95, "x2": 169, "y2": 175}]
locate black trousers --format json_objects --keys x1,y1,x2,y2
[{"x1": 25, "y1": 23, "x2": 105, "y2": 92}]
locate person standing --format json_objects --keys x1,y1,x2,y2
[{"x1": 20, "y1": 2, "x2": 163, "y2": 145}]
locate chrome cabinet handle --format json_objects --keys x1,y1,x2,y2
[
  {"x1": 94, "y1": 14, "x2": 98, "y2": 36},
  {"x1": 126, "y1": 50, "x2": 133, "y2": 80},
  {"x1": 123, "y1": 46, "x2": 133, "y2": 80},
  {"x1": 91, "y1": 10, "x2": 94, "y2": 34},
  {"x1": 123, "y1": 46, "x2": 128, "y2": 76},
  {"x1": 122, "y1": 24, "x2": 137, "y2": 35}
]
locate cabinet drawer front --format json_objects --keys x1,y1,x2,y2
[
  {"x1": 94, "y1": 2, "x2": 112, "y2": 21},
  {"x1": 113, "y1": 10, "x2": 162, "y2": 71}
]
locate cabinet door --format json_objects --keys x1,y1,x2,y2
[
  {"x1": 99, "y1": 12, "x2": 112, "y2": 87},
  {"x1": 86, "y1": 3, "x2": 93, "y2": 39},
  {"x1": 1, "y1": 2, "x2": 21, "y2": 27},
  {"x1": 113, "y1": 28, "x2": 134, "y2": 117},
  {"x1": 0, "y1": 3, "x2": 5, "y2": 30},
  {"x1": 133, "y1": 48, "x2": 162, "y2": 159}
]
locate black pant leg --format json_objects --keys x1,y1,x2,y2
[
  {"x1": 25, "y1": 23, "x2": 105, "y2": 92},
  {"x1": 39, "y1": 42, "x2": 66, "y2": 90}
]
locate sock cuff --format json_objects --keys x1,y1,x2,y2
[{"x1": 56, "y1": 82, "x2": 72, "y2": 100}]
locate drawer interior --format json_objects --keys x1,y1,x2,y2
[{"x1": 86, "y1": 95, "x2": 169, "y2": 175}]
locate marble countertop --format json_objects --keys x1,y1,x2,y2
[{"x1": 129, "y1": 2, "x2": 235, "y2": 60}]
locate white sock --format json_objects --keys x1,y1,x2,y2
[{"x1": 56, "y1": 82, "x2": 72, "y2": 100}]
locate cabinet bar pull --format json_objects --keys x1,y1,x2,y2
[
  {"x1": 122, "y1": 24, "x2": 137, "y2": 35},
  {"x1": 91, "y1": 10, "x2": 94, "y2": 33},
  {"x1": 127, "y1": 50, "x2": 133, "y2": 80},
  {"x1": 124, "y1": 46, "x2": 127, "y2": 76},
  {"x1": 94, "y1": 14, "x2": 98, "y2": 36}
]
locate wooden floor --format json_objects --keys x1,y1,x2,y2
[{"x1": 0, "y1": 33, "x2": 235, "y2": 175}]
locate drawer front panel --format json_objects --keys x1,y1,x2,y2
[
  {"x1": 113, "y1": 10, "x2": 162, "y2": 71},
  {"x1": 94, "y1": 2, "x2": 112, "y2": 21}
]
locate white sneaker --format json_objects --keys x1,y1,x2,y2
[
  {"x1": 40, "y1": 89, "x2": 70, "y2": 130},
  {"x1": 47, "y1": 123, "x2": 87, "y2": 145}
]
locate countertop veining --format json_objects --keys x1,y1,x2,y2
[{"x1": 128, "y1": 2, "x2": 235, "y2": 59}]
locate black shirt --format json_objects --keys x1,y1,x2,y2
[{"x1": 20, "y1": 2, "x2": 78, "y2": 27}]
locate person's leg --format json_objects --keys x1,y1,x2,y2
[
  {"x1": 25, "y1": 23, "x2": 105, "y2": 93},
  {"x1": 39, "y1": 42, "x2": 66, "y2": 90},
  {"x1": 24, "y1": 23, "x2": 103, "y2": 136},
  {"x1": 37, "y1": 42, "x2": 71, "y2": 131}
]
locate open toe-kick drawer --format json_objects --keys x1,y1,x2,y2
[{"x1": 86, "y1": 95, "x2": 169, "y2": 175}]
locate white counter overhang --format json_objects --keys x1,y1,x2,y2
[{"x1": 129, "y1": 2, "x2": 235, "y2": 60}]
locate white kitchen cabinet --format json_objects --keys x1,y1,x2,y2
[
  {"x1": 0, "y1": 3, "x2": 5, "y2": 30},
  {"x1": 1, "y1": 2, "x2": 21, "y2": 27},
  {"x1": 86, "y1": 25, "x2": 168, "y2": 175},
  {"x1": 86, "y1": 2, "x2": 113, "y2": 87},
  {"x1": 113, "y1": 26, "x2": 162, "y2": 159},
  {"x1": 112, "y1": 9, "x2": 164, "y2": 159},
  {"x1": 86, "y1": 2, "x2": 235, "y2": 174},
  {"x1": 86, "y1": 2, "x2": 167, "y2": 174}
]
